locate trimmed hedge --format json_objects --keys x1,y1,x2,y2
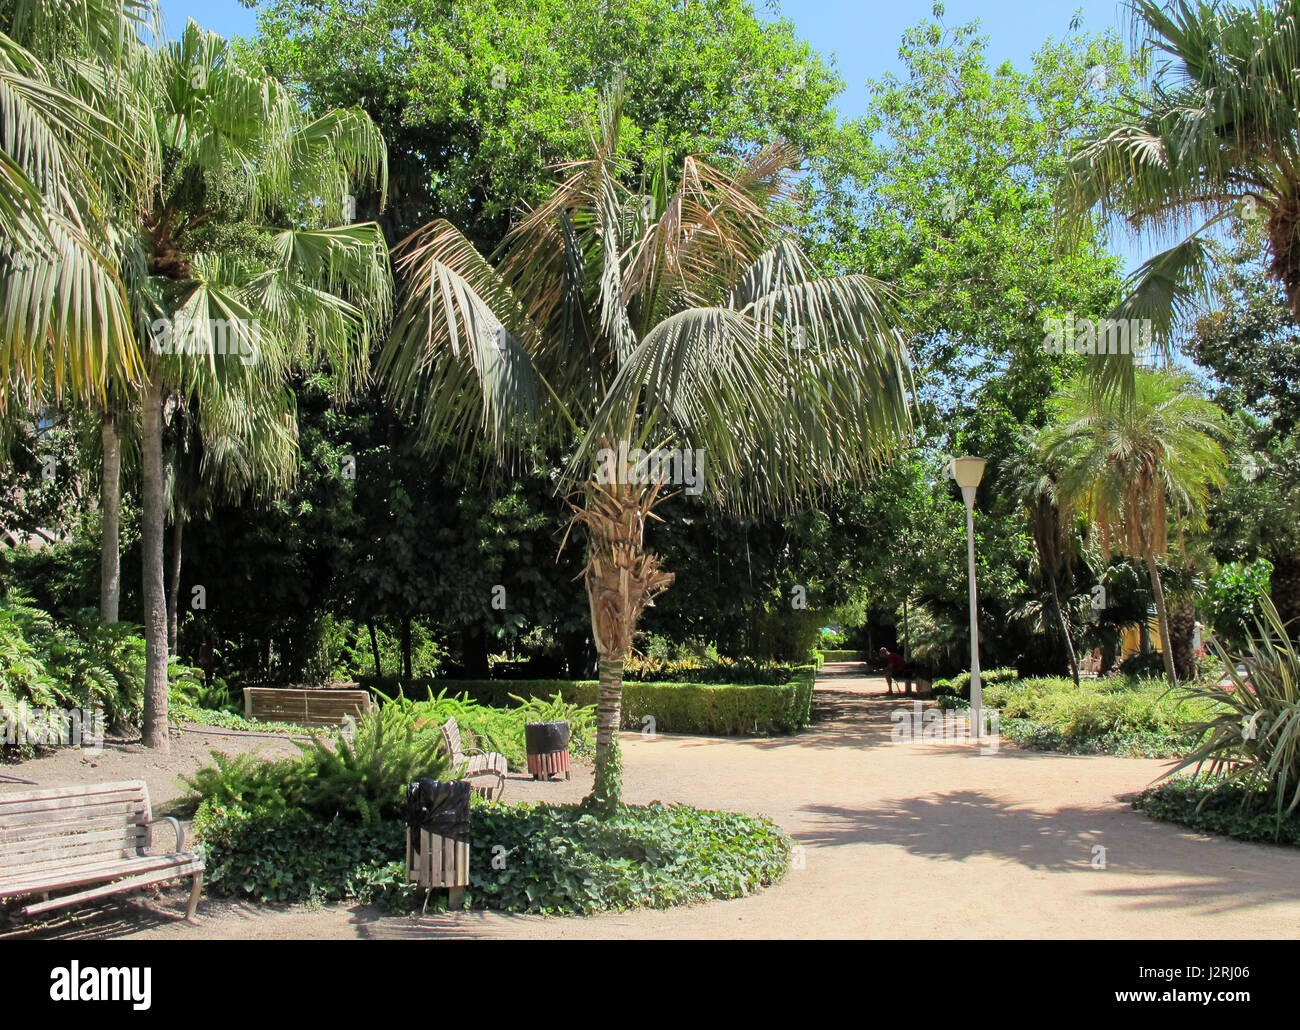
[
  {"x1": 370, "y1": 667, "x2": 817, "y2": 736},
  {"x1": 819, "y1": 649, "x2": 866, "y2": 662}
]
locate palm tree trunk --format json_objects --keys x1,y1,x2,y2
[
  {"x1": 1144, "y1": 549, "x2": 1178, "y2": 686},
  {"x1": 99, "y1": 414, "x2": 122, "y2": 623},
  {"x1": 166, "y1": 511, "x2": 184, "y2": 654},
  {"x1": 592, "y1": 654, "x2": 624, "y2": 808},
  {"x1": 140, "y1": 377, "x2": 170, "y2": 750},
  {"x1": 1046, "y1": 574, "x2": 1079, "y2": 684}
]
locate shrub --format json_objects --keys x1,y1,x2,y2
[
  {"x1": 819, "y1": 649, "x2": 866, "y2": 662},
  {"x1": 180, "y1": 696, "x2": 450, "y2": 823},
  {"x1": 1168, "y1": 596, "x2": 1300, "y2": 833},
  {"x1": 195, "y1": 796, "x2": 791, "y2": 913},
  {"x1": 940, "y1": 673, "x2": 1222, "y2": 757},
  {"x1": 393, "y1": 670, "x2": 816, "y2": 736},
  {"x1": 1133, "y1": 778, "x2": 1300, "y2": 847},
  {"x1": 407, "y1": 690, "x2": 595, "y2": 767}
]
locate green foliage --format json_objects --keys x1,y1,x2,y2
[
  {"x1": 818, "y1": 649, "x2": 865, "y2": 662},
  {"x1": 195, "y1": 796, "x2": 790, "y2": 913},
  {"x1": 407, "y1": 689, "x2": 595, "y2": 768},
  {"x1": 1203, "y1": 559, "x2": 1273, "y2": 653},
  {"x1": 181, "y1": 697, "x2": 450, "y2": 822},
  {"x1": 1168, "y1": 596, "x2": 1300, "y2": 833},
  {"x1": 193, "y1": 800, "x2": 412, "y2": 907},
  {"x1": 1133, "y1": 778, "x2": 1300, "y2": 848},
  {"x1": 418, "y1": 670, "x2": 816, "y2": 736},
  {"x1": 0, "y1": 591, "x2": 174, "y2": 749},
  {"x1": 930, "y1": 667, "x2": 1019, "y2": 700}
]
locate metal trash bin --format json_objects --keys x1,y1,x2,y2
[
  {"x1": 524, "y1": 721, "x2": 571, "y2": 781},
  {"x1": 405, "y1": 779, "x2": 471, "y2": 908}
]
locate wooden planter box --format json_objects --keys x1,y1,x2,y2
[{"x1": 242, "y1": 686, "x2": 373, "y2": 727}]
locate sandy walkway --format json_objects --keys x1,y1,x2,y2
[{"x1": 6, "y1": 662, "x2": 1300, "y2": 939}]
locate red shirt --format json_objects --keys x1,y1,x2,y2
[{"x1": 884, "y1": 651, "x2": 907, "y2": 673}]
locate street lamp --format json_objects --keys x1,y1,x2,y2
[{"x1": 951, "y1": 456, "x2": 987, "y2": 742}]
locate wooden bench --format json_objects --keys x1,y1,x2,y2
[
  {"x1": 243, "y1": 686, "x2": 373, "y2": 727},
  {"x1": 439, "y1": 718, "x2": 507, "y2": 801},
  {"x1": 0, "y1": 780, "x2": 203, "y2": 922}
]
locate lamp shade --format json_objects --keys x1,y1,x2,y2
[{"x1": 950, "y1": 456, "x2": 987, "y2": 489}]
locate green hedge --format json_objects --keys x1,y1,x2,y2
[
  {"x1": 819, "y1": 649, "x2": 866, "y2": 662},
  {"x1": 376, "y1": 667, "x2": 817, "y2": 736}
]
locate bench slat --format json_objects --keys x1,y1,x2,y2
[
  {"x1": 20, "y1": 861, "x2": 204, "y2": 916},
  {"x1": 0, "y1": 853, "x2": 199, "y2": 898}
]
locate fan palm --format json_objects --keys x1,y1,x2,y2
[
  {"x1": 382, "y1": 97, "x2": 915, "y2": 807},
  {"x1": 1065, "y1": 0, "x2": 1300, "y2": 396},
  {"x1": 1041, "y1": 368, "x2": 1230, "y2": 685},
  {"x1": 116, "y1": 21, "x2": 390, "y2": 749}
]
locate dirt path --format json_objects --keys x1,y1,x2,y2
[{"x1": 7, "y1": 663, "x2": 1300, "y2": 939}]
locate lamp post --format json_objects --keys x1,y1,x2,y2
[{"x1": 951, "y1": 456, "x2": 987, "y2": 741}]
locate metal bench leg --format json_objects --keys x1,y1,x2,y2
[{"x1": 186, "y1": 871, "x2": 203, "y2": 923}]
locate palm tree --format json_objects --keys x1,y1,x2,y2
[
  {"x1": 382, "y1": 98, "x2": 915, "y2": 807},
  {"x1": 0, "y1": 0, "x2": 155, "y2": 405},
  {"x1": 162, "y1": 388, "x2": 298, "y2": 653},
  {"x1": 1041, "y1": 368, "x2": 1230, "y2": 685},
  {"x1": 1065, "y1": 0, "x2": 1300, "y2": 392},
  {"x1": 116, "y1": 21, "x2": 390, "y2": 749},
  {"x1": 1002, "y1": 436, "x2": 1082, "y2": 683}
]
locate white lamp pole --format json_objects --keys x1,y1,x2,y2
[{"x1": 951, "y1": 457, "x2": 987, "y2": 741}]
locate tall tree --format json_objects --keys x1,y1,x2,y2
[
  {"x1": 1042, "y1": 368, "x2": 1230, "y2": 685},
  {"x1": 115, "y1": 21, "x2": 390, "y2": 748},
  {"x1": 1065, "y1": 0, "x2": 1300, "y2": 394},
  {"x1": 383, "y1": 100, "x2": 915, "y2": 807}
]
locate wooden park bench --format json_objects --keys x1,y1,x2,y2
[
  {"x1": 243, "y1": 686, "x2": 373, "y2": 727},
  {"x1": 0, "y1": 780, "x2": 203, "y2": 922},
  {"x1": 439, "y1": 718, "x2": 508, "y2": 801}
]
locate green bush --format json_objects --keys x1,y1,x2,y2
[
  {"x1": 181, "y1": 696, "x2": 450, "y2": 823},
  {"x1": 961, "y1": 674, "x2": 1221, "y2": 757},
  {"x1": 1168, "y1": 596, "x2": 1300, "y2": 832},
  {"x1": 194, "y1": 796, "x2": 791, "y2": 913},
  {"x1": 371, "y1": 668, "x2": 815, "y2": 737},
  {"x1": 1133, "y1": 778, "x2": 1300, "y2": 847},
  {"x1": 408, "y1": 690, "x2": 595, "y2": 767},
  {"x1": 819, "y1": 649, "x2": 866, "y2": 662}
]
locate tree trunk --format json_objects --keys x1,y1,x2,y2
[
  {"x1": 99, "y1": 415, "x2": 122, "y2": 623},
  {"x1": 401, "y1": 615, "x2": 412, "y2": 682},
  {"x1": 1144, "y1": 549, "x2": 1178, "y2": 687},
  {"x1": 367, "y1": 619, "x2": 382, "y2": 678},
  {"x1": 1046, "y1": 574, "x2": 1079, "y2": 685},
  {"x1": 592, "y1": 655, "x2": 624, "y2": 808},
  {"x1": 140, "y1": 378, "x2": 170, "y2": 750},
  {"x1": 166, "y1": 511, "x2": 184, "y2": 654},
  {"x1": 1169, "y1": 593, "x2": 1197, "y2": 682}
]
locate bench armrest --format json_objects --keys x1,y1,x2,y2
[{"x1": 147, "y1": 815, "x2": 186, "y2": 855}]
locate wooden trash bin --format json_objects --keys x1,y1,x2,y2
[
  {"x1": 404, "y1": 780, "x2": 471, "y2": 909},
  {"x1": 525, "y1": 721, "x2": 571, "y2": 780}
]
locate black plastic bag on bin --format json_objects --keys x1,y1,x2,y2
[{"x1": 405, "y1": 778, "x2": 471, "y2": 851}]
